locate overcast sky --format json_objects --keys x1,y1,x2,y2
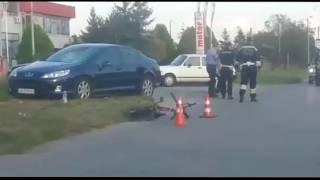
[{"x1": 56, "y1": 1, "x2": 320, "y2": 43}]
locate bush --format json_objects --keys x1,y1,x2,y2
[
  {"x1": 17, "y1": 24, "x2": 55, "y2": 64},
  {"x1": 0, "y1": 78, "x2": 10, "y2": 102}
]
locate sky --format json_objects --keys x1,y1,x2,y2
[{"x1": 56, "y1": 1, "x2": 320, "y2": 43}]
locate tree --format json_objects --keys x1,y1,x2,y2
[
  {"x1": 17, "y1": 24, "x2": 55, "y2": 64},
  {"x1": 152, "y1": 24, "x2": 177, "y2": 64},
  {"x1": 246, "y1": 28, "x2": 253, "y2": 44},
  {"x1": 107, "y1": 2, "x2": 154, "y2": 51},
  {"x1": 253, "y1": 14, "x2": 316, "y2": 69},
  {"x1": 177, "y1": 27, "x2": 196, "y2": 54},
  {"x1": 81, "y1": 7, "x2": 105, "y2": 43},
  {"x1": 234, "y1": 27, "x2": 246, "y2": 48},
  {"x1": 177, "y1": 26, "x2": 218, "y2": 55},
  {"x1": 221, "y1": 28, "x2": 230, "y2": 43},
  {"x1": 143, "y1": 36, "x2": 167, "y2": 64},
  {"x1": 253, "y1": 31, "x2": 278, "y2": 69}
]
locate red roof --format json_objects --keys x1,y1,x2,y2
[{"x1": 20, "y1": 2, "x2": 75, "y2": 18}]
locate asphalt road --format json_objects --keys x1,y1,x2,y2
[{"x1": 0, "y1": 84, "x2": 320, "y2": 177}]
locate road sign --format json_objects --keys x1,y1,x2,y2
[{"x1": 195, "y1": 12, "x2": 205, "y2": 54}]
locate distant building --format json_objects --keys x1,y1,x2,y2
[{"x1": 0, "y1": 1, "x2": 75, "y2": 62}]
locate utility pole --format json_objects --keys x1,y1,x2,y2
[
  {"x1": 209, "y1": 2, "x2": 216, "y2": 48},
  {"x1": 31, "y1": 1, "x2": 35, "y2": 57},
  {"x1": 278, "y1": 23, "x2": 282, "y2": 67},
  {"x1": 5, "y1": 7, "x2": 8, "y2": 66},
  {"x1": 203, "y1": 2, "x2": 208, "y2": 43},
  {"x1": 0, "y1": 3, "x2": 3, "y2": 57},
  {"x1": 307, "y1": 17, "x2": 310, "y2": 65}
]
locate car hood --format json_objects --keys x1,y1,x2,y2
[
  {"x1": 18, "y1": 61, "x2": 74, "y2": 73},
  {"x1": 159, "y1": 65, "x2": 180, "y2": 75},
  {"x1": 160, "y1": 65, "x2": 179, "y2": 70}
]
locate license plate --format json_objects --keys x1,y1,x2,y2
[{"x1": 18, "y1": 88, "x2": 35, "y2": 95}]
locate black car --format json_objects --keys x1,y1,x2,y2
[{"x1": 8, "y1": 43, "x2": 161, "y2": 98}]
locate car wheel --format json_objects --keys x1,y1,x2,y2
[
  {"x1": 140, "y1": 76, "x2": 154, "y2": 97},
  {"x1": 75, "y1": 79, "x2": 91, "y2": 99},
  {"x1": 163, "y1": 74, "x2": 176, "y2": 87}
]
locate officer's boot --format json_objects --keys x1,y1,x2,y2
[
  {"x1": 239, "y1": 89, "x2": 245, "y2": 103},
  {"x1": 250, "y1": 93, "x2": 258, "y2": 102},
  {"x1": 221, "y1": 92, "x2": 226, "y2": 99}
]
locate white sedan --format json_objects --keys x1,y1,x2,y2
[{"x1": 160, "y1": 54, "x2": 210, "y2": 86}]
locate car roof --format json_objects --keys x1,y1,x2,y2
[
  {"x1": 68, "y1": 43, "x2": 129, "y2": 49},
  {"x1": 181, "y1": 54, "x2": 206, "y2": 57}
]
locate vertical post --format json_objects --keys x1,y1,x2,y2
[
  {"x1": 203, "y1": 2, "x2": 208, "y2": 48},
  {"x1": 287, "y1": 52, "x2": 289, "y2": 68},
  {"x1": 209, "y1": 2, "x2": 216, "y2": 48},
  {"x1": 0, "y1": 4, "x2": 2, "y2": 57},
  {"x1": 31, "y1": 1, "x2": 35, "y2": 57},
  {"x1": 307, "y1": 17, "x2": 310, "y2": 65},
  {"x1": 4, "y1": 2, "x2": 8, "y2": 68},
  {"x1": 278, "y1": 23, "x2": 282, "y2": 67}
]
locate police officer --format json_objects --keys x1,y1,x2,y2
[
  {"x1": 236, "y1": 43, "x2": 261, "y2": 102},
  {"x1": 206, "y1": 47, "x2": 221, "y2": 98},
  {"x1": 219, "y1": 42, "x2": 236, "y2": 99}
]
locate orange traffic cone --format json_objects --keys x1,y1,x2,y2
[
  {"x1": 175, "y1": 96, "x2": 186, "y2": 128},
  {"x1": 200, "y1": 96, "x2": 216, "y2": 118}
]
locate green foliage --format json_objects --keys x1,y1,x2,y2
[
  {"x1": 81, "y1": 7, "x2": 105, "y2": 43},
  {"x1": 253, "y1": 14, "x2": 315, "y2": 69},
  {"x1": 177, "y1": 27, "x2": 196, "y2": 54},
  {"x1": 177, "y1": 26, "x2": 218, "y2": 55},
  {"x1": 152, "y1": 24, "x2": 177, "y2": 64},
  {"x1": 221, "y1": 28, "x2": 230, "y2": 43},
  {"x1": 17, "y1": 24, "x2": 55, "y2": 64},
  {"x1": 234, "y1": 27, "x2": 246, "y2": 48}
]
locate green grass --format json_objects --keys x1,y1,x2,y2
[
  {"x1": 0, "y1": 97, "x2": 153, "y2": 154},
  {"x1": 235, "y1": 67, "x2": 307, "y2": 84},
  {"x1": 0, "y1": 78, "x2": 11, "y2": 102}
]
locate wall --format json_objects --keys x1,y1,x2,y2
[
  {"x1": 49, "y1": 34, "x2": 71, "y2": 49},
  {"x1": 0, "y1": 14, "x2": 23, "y2": 41}
]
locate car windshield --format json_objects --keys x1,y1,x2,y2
[
  {"x1": 170, "y1": 55, "x2": 187, "y2": 66},
  {"x1": 46, "y1": 46, "x2": 99, "y2": 64}
]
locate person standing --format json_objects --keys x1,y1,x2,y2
[
  {"x1": 236, "y1": 44, "x2": 261, "y2": 102},
  {"x1": 206, "y1": 47, "x2": 221, "y2": 98},
  {"x1": 219, "y1": 42, "x2": 236, "y2": 99}
]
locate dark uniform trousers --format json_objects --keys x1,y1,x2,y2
[
  {"x1": 239, "y1": 64, "x2": 257, "y2": 101},
  {"x1": 220, "y1": 67, "x2": 233, "y2": 97},
  {"x1": 206, "y1": 64, "x2": 217, "y2": 97}
]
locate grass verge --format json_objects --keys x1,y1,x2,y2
[
  {"x1": 0, "y1": 96, "x2": 153, "y2": 154},
  {"x1": 0, "y1": 78, "x2": 10, "y2": 102},
  {"x1": 235, "y1": 68, "x2": 307, "y2": 84}
]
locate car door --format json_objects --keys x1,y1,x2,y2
[
  {"x1": 118, "y1": 47, "x2": 140, "y2": 89},
  {"x1": 201, "y1": 55, "x2": 210, "y2": 81},
  {"x1": 180, "y1": 56, "x2": 203, "y2": 82},
  {"x1": 93, "y1": 47, "x2": 124, "y2": 92}
]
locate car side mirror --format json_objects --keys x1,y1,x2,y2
[{"x1": 187, "y1": 64, "x2": 192, "y2": 68}]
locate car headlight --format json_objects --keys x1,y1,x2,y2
[
  {"x1": 308, "y1": 68, "x2": 315, "y2": 73},
  {"x1": 42, "y1": 70, "x2": 70, "y2": 79},
  {"x1": 9, "y1": 69, "x2": 18, "y2": 77}
]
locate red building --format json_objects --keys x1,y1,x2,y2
[{"x1": 1, "y1": 2, "x2": 75, "y2": 62}]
